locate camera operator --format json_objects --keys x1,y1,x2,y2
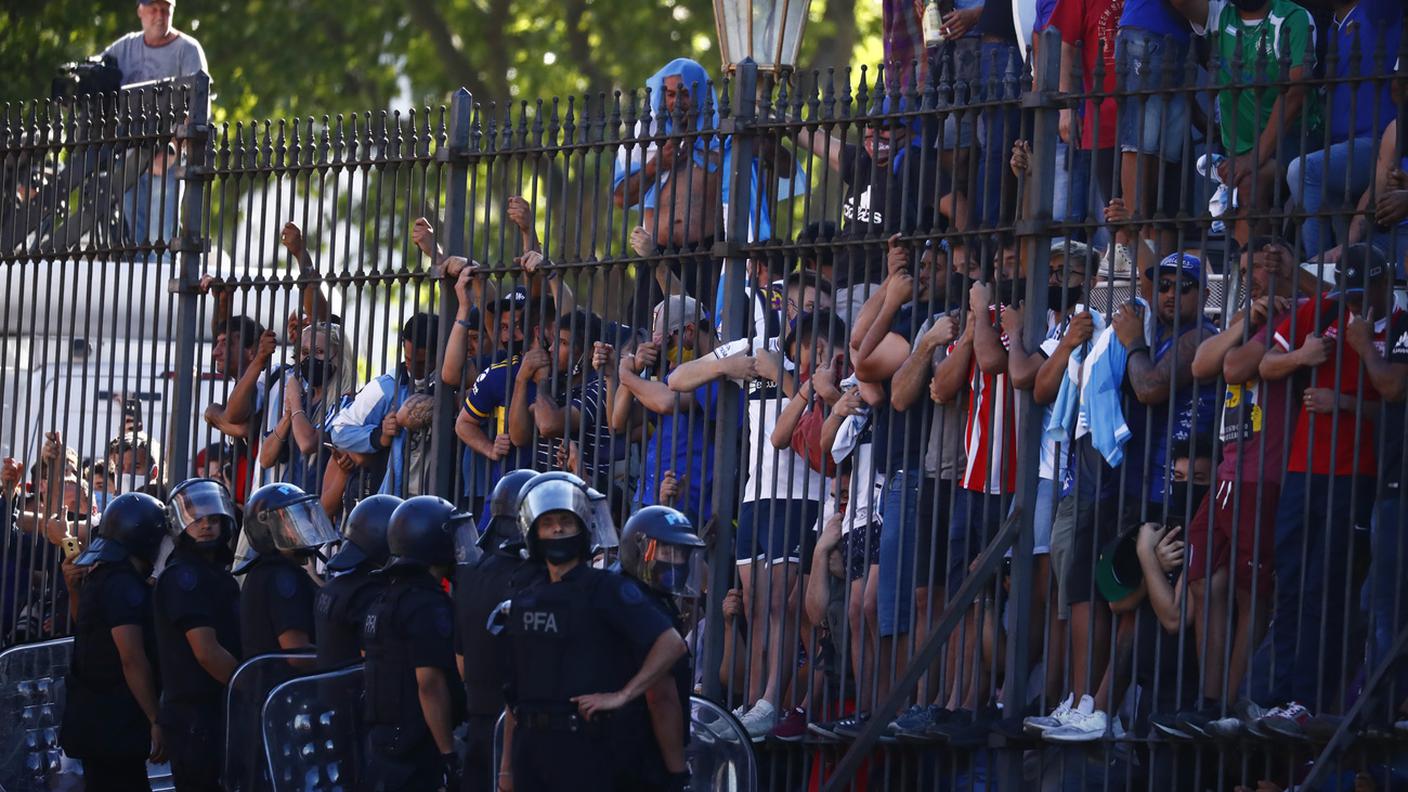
[{"x1": 99, "y1": 0, "x2": 207, "y2": 254}]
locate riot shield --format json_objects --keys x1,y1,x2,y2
[
  {"x1": 260, "y1": 663, "x2": 366, "y2": 792},
  {"x1": 224, "y1": 652, "x2": 316, "y2": 792},
  {"x1": 0, "y1": 637, "x2": 73, "y2": 792},
  {"x1": 689, "y1": 695, "x2": 757, "y2": 792}
]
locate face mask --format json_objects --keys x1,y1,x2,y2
[
  {"x1": 666, "y1": 345, "x2": 698, "y2": 367},
  {"x1": 540, "y1": 534, "x2": 587, "y2": 565},
  {"x1": 996, "y1": 278, "x2": 1026, "y2": 306},
  {"x1": 1047, "y1": 283, "x2": 1083, "y2": 312},
  {"x1": 93, "y1": 491, "x2": 112, "y2": 512},
  {"x1": 300, "y1": 357, "x2": 334, "y2": 388},
  {"x1": 124, "y1": 473, "x2": 149, "y2": 493},
  {"x1": 1168, "y1": 482, "x2": 1211, "y2": 520},
  {"x1": 655, "y1": 561, "x2": 692, "y2": 592}
]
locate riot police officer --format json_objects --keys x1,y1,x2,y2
[
  {"x1": 153, "y1": 478, "x2": 243, "y2": 792},
  {"x1": 236, "y1": 483, "x2": 338, "y2": 656},
  {"x1": 618, "y1": 505, "x2": 705, "y2": 791},
  {"x1": 60, "y1": 492, "x2": 168, "y2": 792},
  {"x1": 454, "y1": 469, "x2": 540, "y2": 792},
  {"x1": 361, "y1": 495, "x2": 476, "y2": 792},
  {"x1": 494, "y1": 472, "x2": 687, "y2": 792},
  {"x1": 316, "y1": 493, "x2": 400, "y2": 670}
]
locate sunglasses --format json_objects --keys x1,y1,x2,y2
[{"x1": 1158, "y1": 278, "x2": 1198, "y2": 295}]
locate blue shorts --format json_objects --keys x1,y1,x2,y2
[
  {"x1": 948, "y1": 489, "x2": 1012, "y2": 597},
  {"x1": 735, "y1": 499, "x2": 822, "y2": 567},
  {"x1": 1114, "y1": 27, "x2": 1190, "y2": 163},
  {"x1": 877, "y1": 470, "x2": 927, "y2": 638}
]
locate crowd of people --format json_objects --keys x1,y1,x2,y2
[{"x1": 5, "y1": 0, "x2": 1408, "y2": 790}]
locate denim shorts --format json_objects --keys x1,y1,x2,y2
[
  {"x1": 735, "y1": 498, "x2": 822, "y2": 567},
  {"x1": 1114, "y1": 28, "x2": 1191, "y2": 162}
]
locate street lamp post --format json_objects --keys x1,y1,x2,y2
[{"x1": 711, "y1": 0, "x2": 812, "y2": 75}]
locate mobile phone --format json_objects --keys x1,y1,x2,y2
[{"x1": 61, "y1": 534, "x2": 82, "y2": 561}]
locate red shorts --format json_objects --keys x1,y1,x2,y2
[{"x1": 1185, "y1": 480, "x2": 1280, "y2": 598}]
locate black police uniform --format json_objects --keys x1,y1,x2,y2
[
  {"x1": 315, "y1": 566, "x2": 385, "y2": 670},
  {"x1": 60, "y1": 562, "x2": 158, "y2": 792},
  {"x1": 153, "y1": 546, "x2": 242, "y2": 792},
  {"x1": 454, "y1": 550, "x2": 540, "y2": 792},
  {"x1": 239, "y1": 554, "x2": 318, "y2": 656},
  {"x1": 499, "y1": 564, "x2": 674, "y2": 792},
  {"x1": 360, "y1": 568, "x2": 461, "y2": 791}
]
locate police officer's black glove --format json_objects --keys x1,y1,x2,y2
[
  {"x1": 439, "y1": 752, "x2": 462, "y2": 792},
  {"x1": 666, "y1": 770, "x2": 692, "y2": 792}
]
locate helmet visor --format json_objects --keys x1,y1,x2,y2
[
  {"x1": 642, "y1": 538, "x2": 706, "y2": 597},
  {"x1": 265, "y1": 498, "x2": 341, "y2": 552},
  {"x1": 167, "y1": 480, "x2": 236, "y2": 538},
  {"x1": 452, "y1": 513, "x2": 483, "y2": 565},
  {"x1": 588, "y1": 489, "x2": 618, "y2": 551}
]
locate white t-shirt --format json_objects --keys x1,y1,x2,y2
[{"x1": 711, "y1": 337, "x2": 825, "y2": 503}]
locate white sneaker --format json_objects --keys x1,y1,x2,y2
[
  {"x1": 1023, "y1": 693, "x2": 1075, "y2": 736},
  {"x1": 732, "y1": 703, "x2": 751, "y2": 720},
  {"x1": 738, "y1": 699, "x2": 778, "y2": 742},
  {"x1": 1044, "y1": 696, "x2": 1122, "y2": 743}
]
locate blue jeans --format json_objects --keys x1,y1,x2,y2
[
  {"x1": 1368, "y1": 497, "x2": 1408, "y2": 717},
  {"x1": 123, "y1": 169, "x2": 180, "y2": 259},
  {"x1": 977, "y1": 41, "x2": 1022, "y2": 228},
  {"x1": 1269, "y1": 472, "x2": 1373, "y2": 710},
  {"x1": 1114, "y1": 28, "x2": 1190, "y2": 163},
  {"x1": 1287, "y1": 137, "x2": 1378, "y2": 255},
  {"x1": 878, "y1": 469, "x2": 925, "y2": 638}
]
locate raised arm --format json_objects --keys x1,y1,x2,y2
[{"x1": 892, "y1": 315, "x2": 957, "y2": 411}]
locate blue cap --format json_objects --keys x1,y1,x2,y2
[
  {"x1": 923, "y1": 238, "x2": 952, "y2": 256},
  {"x1": 1145, "y1": 252, "x2": 1205, "y2": 285}
]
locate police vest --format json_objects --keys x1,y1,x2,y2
[
  {"x1": 314, "y1": 569, "x2": 383, "y2": 670},
  {"x1": 361, "y1": 575, "x2": 459, "y2": 756},
  {"x1": 505, "y1": 567, "x2": 640, "y2": 713}
]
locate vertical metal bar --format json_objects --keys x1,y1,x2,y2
[
  {"x1": 163, "y1": 72, "x2": 210, "y2": 483},
  {"x1": 701, "y1": 59, "x2": 757, "y2": 704}
]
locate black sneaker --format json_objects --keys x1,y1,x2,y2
[
  {"x1": 929, "y1": 708, "x2": 998, "y2": 748},
  {"x1": 831, "y1": 713, "x2": 870, "y2": 741},
  {"x1": 891, "y1": 704, "x2": 950, "y2": 743},
  {"x1": 1176, "y1": 711, "x2": 1218, "y2": 740},
  {"x1": 1149, "y1": 712, "x2": 1194, "y2": 740}
]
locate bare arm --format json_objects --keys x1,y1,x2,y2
[
  {"x1": 112, "y1": 624, "x2": 160, "y2": 724},
  {"x1": 624, "y1": 368, "x2": 697, "y2": 415},
  {"x1": 643, "y1": 676, "x2": 687, "y2": 774},
  {"x1": 893, "y1": 319, "x2": 956, "y2": 411},
  {"x1": 793, "y1": 128, "x2": 846, "y2": 174},
  {"x1": 770, "y1": 382, "x2": 814, "y2": 450},
  {"x1": 223, "y1": 332, "x2": 278, "y2": 426},
  {"x1": 1126, "y1": 329, "x2": 1207, "y2": 405},
  {"x1": 933, "y1": 327, "x2": 974, "y2": 403},
  {"x1": 416, "y1": 666, "x2": 456, "y2": 755},
  {"x1": 507, "y1": 371, "x2": 537, "y2": 449},
  {"x1": 186, "y1": 626, "x2": 239, "y2": 686},
  {"x1": 1191, "y1": 312, "x2": 1249, "y2": 381},
  {"x1": 456, "y1": 412, "x2": 501, "y2": 458},
  {"x1": 259, "y1": 414, "x2": 291, "y2": 469}
]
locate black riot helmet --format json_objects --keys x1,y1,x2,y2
[
  {"x1": 326, "y1": 494, "x2": 401, "y2": 573},
  {"x1": 619, "y1": 505, "x2": 707, "y2": 597},
  {"x1": 516, "y1": 471, "x2": 620, "y2": 563},
  {"x1": 479, "y1": 469, "x2": 538, "y2": 552},
  {"x1": 234, "y1": 483, "x2": 340, "y2": 575},
  {"x1": 385, "y1": 496, "x2": 479, "y2": 573},
  {"x1": 73, "y1": 491, "x2": 167, "y2": 567},
  {"x1": 166, "y1": 477, "x2": 238, "y2": 552}
]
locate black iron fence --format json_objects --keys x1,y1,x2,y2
[{"x1": 2, "y1": 18, "x2": 1408, "y2": 792}]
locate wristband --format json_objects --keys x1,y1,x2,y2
[{"x1": 456, "y1": 318, "x2": 474, "y2": 329}]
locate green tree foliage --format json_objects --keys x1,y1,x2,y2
[{"x1": 4, "y1": 0, "x2": 879, "y2": 124}]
